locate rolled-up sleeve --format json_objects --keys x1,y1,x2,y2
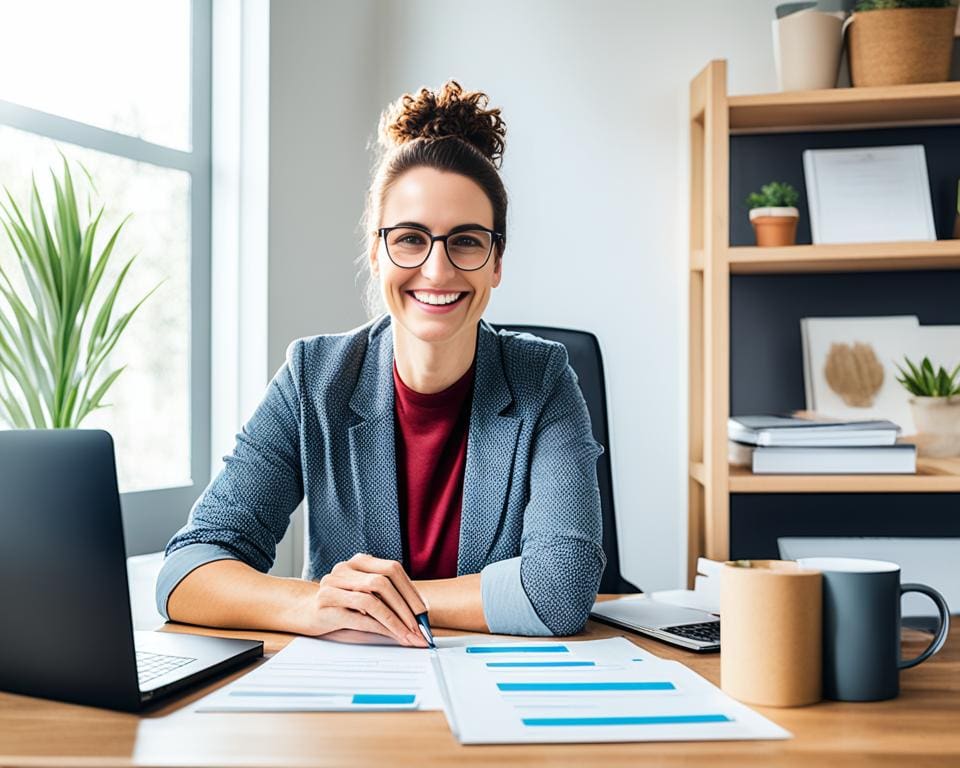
[
  {"x1": 486, "y1": 347, "x2": 606, "y2": 636},
  {"x1": 480, "y1": 556, "x2": 551, "y2": 635},
  {"x1": 155, "y1": 342, "x2": 305, "y2": 620}
]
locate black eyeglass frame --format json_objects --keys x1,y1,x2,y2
[{"x1": 377, "y1": 224, "x2": 505, "y2": 271}]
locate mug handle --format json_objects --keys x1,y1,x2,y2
[
  {"x1": 841, "y1": 13, "x2": 855, "y2": 40},
  {"x1": 899, "y1": 583, "x2": 951, "y2": 670}
]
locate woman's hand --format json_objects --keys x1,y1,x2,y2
[{"x1": 299, "y1": 553, "x2": 429, "y2": 646}]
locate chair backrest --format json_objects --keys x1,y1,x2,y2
[{"x1": 494, "y1": 324, "x2": 639, "y2": 594}]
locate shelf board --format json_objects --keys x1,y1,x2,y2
[
  {"x1": 729, "y1": 457, "x2": 960, "y2": 493},
  {"x1": 689, "y1": 461, "x2": 706, "y2": 486},
  {"x1": 728, "y1": 81, "x2": 960, "y2": 134},
  {"x1": 726, "y1": 240, "x2": 960, "y2": 274}
]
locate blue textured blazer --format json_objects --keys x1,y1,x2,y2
[{"x1": 156, "y1": 315, "x2": 606, "y2": 635}]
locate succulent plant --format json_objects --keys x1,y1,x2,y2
[
  {"x1": 746, "y1": 182, "x2": 800, "y2": 210},
  {"x1": 896, "y1": 355, "x2": 960, "y2": 397}
]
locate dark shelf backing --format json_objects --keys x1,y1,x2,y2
[
  {"x1": 729, "y1": 124, "x2": 960, "y2": 247},
  {"x1": 730, "y1": 493, "x2": 960, "y2": 560},
  {"x1": 729, "y1": 270, "x2": 960, "y2": 417}
]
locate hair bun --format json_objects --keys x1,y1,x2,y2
[{"x1": 379, "y1": 80, "x2": 506, "y2": 167}]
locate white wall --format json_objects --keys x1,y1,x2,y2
[
  {"x1": 265, "y1": 0, "x2": 786, "y2": 589},
  {"x1": 266, "y1": 0, "x2": 384, "y2": 574},
  {"x1": 268, "y1": 0, "x2": 379, "y2": 358}
]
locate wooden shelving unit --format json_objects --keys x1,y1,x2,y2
[
  {"x1": 686, "y1": 61, "x2": 960, "y2": 586},
  {"x1": 728, "y1": 457, "x2": 960, "y2": 494},
  {"x1": 727, "y1": 240, "x2": 960, "y2": 274},
  {"x1": 728, "y1": 81, "x2": 960, "y2": 134}
]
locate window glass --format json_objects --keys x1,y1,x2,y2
[
  {"x1": 0, "y1": 1, "x2": 192, "y2": 150},
  {"x1": 0, "y1": 126, "x2": 191, "y2": 492}
]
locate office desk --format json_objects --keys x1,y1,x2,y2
[{"x1": 0, "y1": 608, "x2": 957, "y2": 767}]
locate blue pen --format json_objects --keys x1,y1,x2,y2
[{"x1": 415, "y1": 611, "x2": 436, "y2": 648}]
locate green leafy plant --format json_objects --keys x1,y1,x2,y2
[
  {"x1": 895, "y1": 355, "x2": 960, "y2": 397},
  {"x1": 745, "y1": 182, "x2": 800, "y2": 210},
  {"x1": 855, "y1": 0, "x2": 955, "y2": 10},
  {"x1": 0, "y1": 153, "x2": 161, "y2": 428}
]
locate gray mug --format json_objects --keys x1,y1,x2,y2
[{"x1": 797, "y1": 557, "x2": 950, "y2": 702}]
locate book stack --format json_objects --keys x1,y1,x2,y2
[{"x1": 728, "y1": 415, "x2": 915, "y2": 475}]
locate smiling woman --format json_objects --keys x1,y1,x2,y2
[{"x1": 156, "y1": 81, "x2": 606, "y2": 643}]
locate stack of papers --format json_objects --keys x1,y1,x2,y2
[{"x1": 196, "y1": 635, "x2": 790, "y2": 744}]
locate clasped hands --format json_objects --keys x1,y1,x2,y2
[{"x1": 303, "y1": 553, "x2": 430, "y2": 647}]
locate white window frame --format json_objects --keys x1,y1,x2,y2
[{"x1": 0, "y1": 1, "x2": 213, "y2": 555}]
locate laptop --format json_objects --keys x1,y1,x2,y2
[
  {"x1": 0, "y1": 429, "x2": 263, "y2": 712},
  {"x1": 590, "y1": 595, "x2": 720, "y2": 652}
]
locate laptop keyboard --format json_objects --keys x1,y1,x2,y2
[
  {"x1": 136, "y1": 651, "x2": 196, "y2": 685},
  {"x1": 662, "y1": 621, "x2": 721, "y2": 644}
]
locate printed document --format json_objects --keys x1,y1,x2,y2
[
  {"x1": 434, "y1": 637, "x2": 790, "y2": 744},
  {"x1": 195, "y1": 634, "x2": 791, "y2": 744},
  {"x1": 803, "y1": 145, "x2": 935, "y2": 244},
  {"x1": 194, "y1": 634, "x2": 505, "y2": 712}
]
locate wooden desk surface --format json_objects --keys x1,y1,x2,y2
[{"x1": 1, "y1": 609, "x2": 957, "y2": 768}]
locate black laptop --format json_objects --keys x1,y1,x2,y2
[{"x1": 0, "y1": 429, "x2": 263, "y2": 712}]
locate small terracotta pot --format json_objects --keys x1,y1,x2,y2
[
  {"x1": 749, "y1": 206, "x2": 799, "y2": 247},
  {"x1": 846, "y1": 7, "x2": 958, "y2": 87},
  {"x1": 910, "y1": 396, "x2": 960, "y2": 458}
]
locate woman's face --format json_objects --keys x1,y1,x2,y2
[{"x1": 371, "y1": 167, "x2": 502, "y2": 347}]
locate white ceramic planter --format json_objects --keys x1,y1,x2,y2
[
  {"x1": 748, "y1": 206, "x2": 799, "y2": 220},
  {"x1": 910, "y1": 396, "x2": 960, "y2": 458},
  {"x1": 773, "y1": 9, "x2": 846, "y2": 92}
]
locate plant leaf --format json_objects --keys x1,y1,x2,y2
[
  {"x1": 0, "y1": 369, "x2": 30, "y2": 428},
  {"x1": 85, "y1": 253, "x2": 137, "y2": 363},
  {"x1": 74, "y1": 366, "x2": 125, "y2": 426},
  {"x1": 30, "y1": 174, "x2": 63, "y2": 305},
  {"x1": 0, "y1": 336, "x2": 47, "y2": 427},
  {"x1": 81, "y1": 214, "x2": 131, "y2": 317}
]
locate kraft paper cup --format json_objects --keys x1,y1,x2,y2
[{"x1": 720, "y1": 560, "x2": 823, "y2": 707}]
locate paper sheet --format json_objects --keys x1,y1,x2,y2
[
  {"x1": 434, "y1": 637, "x2": 790, "y2": 744},
  {"x1": 803, "y1": 145, "x2": 935, "y2": 244},
  {"x1": 194, "y1": 634, "x2": 505, "y2": 712},
  {"x1": 195, "y1": 634, "x2": 790, "y2": 744}
]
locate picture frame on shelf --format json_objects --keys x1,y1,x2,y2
[
  {"x1": 803, "y1": 145, "x2": 936, "y2": 245},
  {"x1": 801, "y1": 315, "x2": 920, "y2": 435}
]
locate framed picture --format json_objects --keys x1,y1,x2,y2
[
  {"x1": 914, "y1": 325, "x2": 960, "y2": 374},
  {"x1": 802, "y1": 316, "x2": 920, "y2": 435}
]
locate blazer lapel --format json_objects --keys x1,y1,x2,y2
[
  {"x1": 348, "y1": 317, "x2": 403, "y2": 563},
  {"x1": 458, "y1": 321, "x2": 522, "y2": 575}
]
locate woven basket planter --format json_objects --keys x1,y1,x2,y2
[{"x1": 847, "y1": 6, "x2": 959, "y2": 87}]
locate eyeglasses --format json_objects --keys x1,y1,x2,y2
[{"x1": 377, "y1": 225, "x2": 504, "y2": 271}]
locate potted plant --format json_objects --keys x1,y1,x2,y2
[
  {"x1": 0, "y1": 154, "x2": 160, "y2": 428},
  {"x1": 746, "y1": 182, "x2": 800, "y2": 247},
  {"x1": 895, "y1": 355, "x2": 960, "y2": 457},
  {"x1": 846, "y1": 0, "x2": 959, "y2": 87}
]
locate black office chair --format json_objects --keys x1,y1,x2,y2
[{"x1": 495, "y1": 324, "x2": 640, "y2": 595}]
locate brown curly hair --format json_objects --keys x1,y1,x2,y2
[
  {"x1": 379, "y1": 80, "x2": 506, "y2": 167},
  {"x1": 359, "y1": 80, "x2": 508, "y2": 315}
]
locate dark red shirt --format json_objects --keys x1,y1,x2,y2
[{"x1": 393, "y1": 360, "x2": 474, "y2": 580}]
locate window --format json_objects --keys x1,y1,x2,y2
[{"x1": 0, "y1": 1, "x2": 211, "y2": 552}]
